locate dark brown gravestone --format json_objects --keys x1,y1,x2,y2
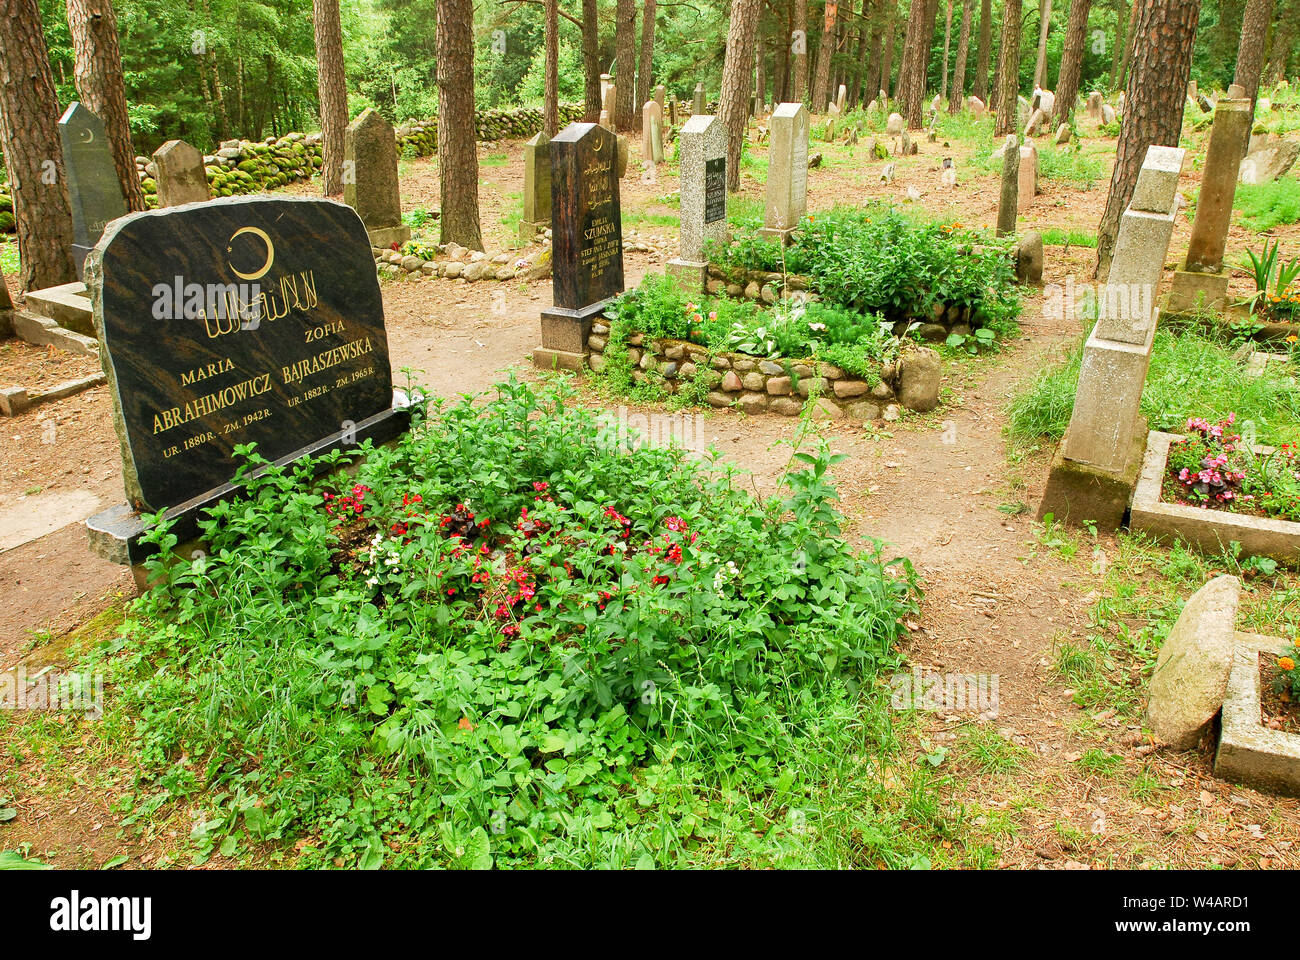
[
  {"x1": 59, "y1": 102, "x2": 128, "y2": 281},
  {"x1": 83, "y1": 195, "x2": 409, "y2": 564},
  {"x1": 533, "y1": 122, "x2": 624, "y2": 371}
]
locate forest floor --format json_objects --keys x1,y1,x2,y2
[{"x1": 2, "y1": 108, "x2": 1300, "y2": 868}]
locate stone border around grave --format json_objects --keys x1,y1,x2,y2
[
  {"x1": 702, "y1": 264, "x2": 989, "y2": 343},
  {"x1": 0, "y1": 373, "x2": 106, "y2": 417},
  {"x1": 1130, "y1": 430, "x2": 1300, "y2": 564},
  {"x1": 1215, "y1": 631, "x2": 1300, "y2": 796},
  {"x1": 586, "y1": 321, "x2": 941, "y2": 421}
]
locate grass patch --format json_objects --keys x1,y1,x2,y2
[
  {"x1": 623, "y1": 210, "x2": 680, "y2": 229},
  {"x1": 1040, "y1": 227, "x2": 1097, "y2": 248},
  {"x1": 480, "y1": 152, "x2": 509, "y2": 167},
  {"x1": 0, "y1": 239, "x2": 17, "y2": 278},
  {"x1": 1037, "y1": 146, "x2": 1105, "y2": 189},
  {"x1": 1007, "y1": 327, "x2": 1300, "y2": 446},
  {"x1": 1233, "y1": 177, "x2": 1300, "y2": 233}
]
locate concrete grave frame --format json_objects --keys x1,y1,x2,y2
[
  {"x1": 1130, "y1": 430, "x2": 1300, "y2": 564},
  {"x1": 1215, "y1": 632, "x2": 1300, "y2": 796}
]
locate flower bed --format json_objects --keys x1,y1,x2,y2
[
  {"x1": 1131, "y1": 428, "x2": 1300, "y2": 564},
  {"x1": 587, "y1": 274, "x2": 941, "y2": 418},
  {"x1": 703, "y1": 205, "x2": 1020, "y2": 349},
  {"x1": 1161, "y1": 415, "x2": 1300, "y2": 521},
  {"x1": 1216, "y1": 632, "x2": 1300, "y2": 796},
  {"x1": 101, "y1": 379, "x2": 926, "y2": 868}
]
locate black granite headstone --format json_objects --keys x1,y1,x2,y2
[
  {"x1": 704, "y1": 157, "x2": 726, "y2": 224},
  {"x1": 534, "y1": 123, "x2": 624, "y2": 369},
  {"x1": 84, "y1": 195, "x2": 408, "y2": 563},
  {"x1": 59, "y1": 103, "x2": 128, "y2": 281}
]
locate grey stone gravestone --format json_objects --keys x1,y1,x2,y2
[
  {"x1": 519, "y1": 131, "x2": 551, "y2": 242},
  {"x1": 666, "y1": 114, "x2": 727, "y2": 291},
  {"x1": 153, "y1": 139, "x2": 211, "y2": 207},
  {"x1": 344, "y1": 107, "x2": 410, "y2": 248},
  {"x1": 59, "y1": 102, "x2": 128, "y2": 281},
  {"x1": 533, "y1": 123, "x2": 624, "y2": 372},
  {"x1": 83, "y1": 195, "x2": 408, "y2": 564},
  {"x1": 760, "y1": 103, "x2": 809, "y2": 244}
]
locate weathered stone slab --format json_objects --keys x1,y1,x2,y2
[
  {"x1": 1183, "y1": 99, "x2": 1250, "y2": 274},
  {"x1": 760, "y1": 103, "x2": 809, "y2": 243},
  {"x1": 1058, "y1": 315, "x2": 1157, "y2": 470},
  {"x1": 1238, "y1": 139, "x2": 1299, "y2": 185},
  {"x1": 520, "y1": 131, "x2": 551, "y2": 241},
  {"x1": 1146, "y1": 574, "x2": 1240, "y2": 750},
  {"x1": 344, "y1": 108, "x2": 409, "y2": 246},
  {"x1": 153, "y1": 139, "x2": 211, "y2": 207}
]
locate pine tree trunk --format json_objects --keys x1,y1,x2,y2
[
  {"x1": 1033, "y1": 0, "x2": 1052, "y2": 89},
  {"x1": 66, "y1": 0, "x2": 145, "y2": 212},
  {"x1": 940, "y1": 0, "x2": 954, "y2": 103},
  {"x1": 436, "y1": 0, "x2": 483, "y2": 250},
  {"x1": 1053, "y1": 0, "x2": 1092, "y2": 124},
  {"x1": 898, "y1": 0, "x2": 938, "y2": 127},
  {"x1": 1109, "y1": 0, "x2": 1126, "y2": 89},
  {"x1": 719, "y1": 0, "x2": 761, "y2": 190},
  {"x1": 1234, "y1": 0, "x2": 1272, "y2": 102},
  {"x1": 865, "y1": 2, "x2": 886, "y2": 99},
  {"x1": 775, "y1": 2, "x2": 791, "y2": 101},
  {"x1": 756, "y1": 30, "x2": 768, "y2": 110},
  {"x1": 545, "y1": 0, "x2": 559, "y2": 135},
  {"x1": 993, "y1": 0, "x2": 1023, "y2": 134},
  {"x1": 851, "y1": 0, "x2": 872, "y2": 106},
  {"x1": 0, "y1": 0, "x2": 76, "y2": 291},
  {"x1": 950, "y1": 0, "x2": 974, "y2": 110},
  {"x1": 636, "y1": 0, "x2": 656, "y2": 124},
  {"x1": 312, "y1": 0, "x2": 348, "y2": 196},
  {"x1": 811, "y1": 0, "x2": 837, "y2": 111},
  {"x1": 880, "y1": 0, "x2": 898, "y2": 96},
  {"x1": 614, "y1": 0, "x2": 637, "y2": 130},
  {"x1": 1264, "y1": 0, "x2": 1294, "y2": 84},
  {"x1": 793, "y1": 0, "x2": 809, "y2": 101},
  {"x1": 582, "y1": 0, "x2": 601, "y2": 121},
  {"x1": 1117, "y1": 0, "x2": 1139, "y2": 89},
  {"x1": 972, "y1": 0, "x2": 992, "y2": 101},
  {"x1": 1094, "y1": 0, "x2": 1199, "y2": 278}
]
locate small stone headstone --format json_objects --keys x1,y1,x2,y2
[
  {"x1": 693, "y1": 83, "x2": 706, "y2": 115},
  {"x1": 1017, "y1": 144, "x2": 1038, "y2": 211},
  {"x1": 968, "y1": 96, "x2": 986, "y2": 116},
  {"x1": 1085, "y1": 91, "x2": 1103, "y2": 122},
  {"x1": 1101, "y1": 103, "x2": 1116, "y2": 126},
  {"x1": 520, "y1": 131, "x2": 551, "y2": 241},
  {"x1": 1055, "y1": 123, "x2": 1071, "y2": 145},
  {"x1": 886, "y1": 112, "x2": 904, "y2": 136},
  {"x1": 153, "y1": 139, "x2": 211, "y2": 207},
  {"x1": 344, "y1": 108, "x2": 409, "y2": 248},
  {"x1": 641, "y1": 100, "x2": 664, "y2": 162},
  {"x1": 59, "y1": 102, "x2": 128, "y2": 280},
  {"x1": 760, "y1": 103, "x2": 809, "y2": 244}
]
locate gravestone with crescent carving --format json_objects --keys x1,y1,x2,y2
[
  {"x1": 59, "y1": 102, "x2": 128, "y2": 281},
  {"x1": 83, "y1": 195, "x2": 409, "y2": 564}
]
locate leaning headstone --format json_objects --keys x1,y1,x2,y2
[
  {"x1": 1147, "y1": 575, "x2": 1240, "y2": 750},
  {"x1": 1101, "y1": 103, "x2": 1116, "y2": 125},
  {"x1": 59, "y1": 103, "x2": 128, "y2": 281},
  {"x1": 1055, "y1": 123, "x2": 1071, "y2": 145},
  {"x1": 533, "y1": 123, "x2": 624, "y2": 372},
  {"x1": 82, "y1": 195, "x2": 407, "y2": 566},
  {"x1": 759, "y1": 103, "x2": 809, "y2": 244},
  {"x1": 343, "y1": 107, "x2": 409, "y2": 248},
  {"x1": 152, "y1": 139, "x2": 211, "y2": 207},
  {"x1": 1167, "y1": 98, "x2": 1252, "y2": 313},
  {"x1": 1038, "y1": 145, "x2": 1185, "y2": 529},
  {"x1": 666, "y1": 114, "x2": 727, "y2": 292},
  {"x1": 693, "y1": 83, "x2": 706, "y2": 115},
  {"x1": 1238, "y1": 139, "x2": 1299, "y2": 185},
  {"x1": 968, "y1": 96, "x2": 985, "y2": 116},
  {"x1": 995, "y1": 135, "x2": 1019, "y2": 236},
  {"x1": 519, "y1": 131, "x2": 551, "y2": 242}
]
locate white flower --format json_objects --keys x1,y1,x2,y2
[{"x1": 809, "y1": 322, "x2": 826, "y2": 332}]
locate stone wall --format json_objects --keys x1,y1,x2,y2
[
  {"x1": 0, "y1": 103, "x2": 587, "y2": 231},
  {"x1": 703, "y1": 263, "x2": 987, "y2": 343},
  {"x1": 586, "y1": 320, "x2": 942, "y2": 421}
]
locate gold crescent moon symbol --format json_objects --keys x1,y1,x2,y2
[
  {"x1": 77, "y1": 128, "x2": 93, "y2": 144},
  {"x1": 227, "y1": 226, "x2": 274, "y2": 281},
  {"x1": 592, "y1": 136, "x2": 604, "y2": 152}
]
